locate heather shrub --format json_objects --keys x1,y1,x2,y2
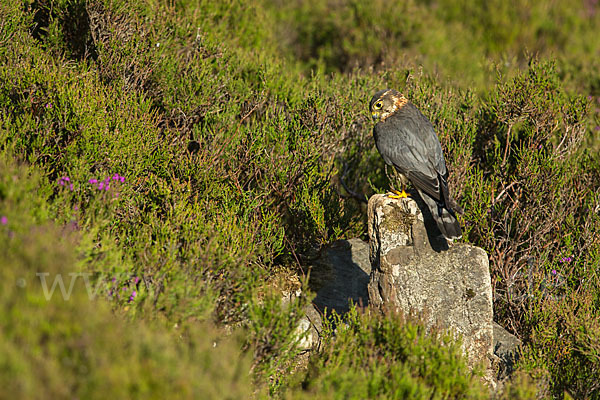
[
  {"x1": 264, "y1": 0, "x2": 600, "y2": 94},
  {"x1": 464, "y1": 61, "x2": 600, "y2": 396},
  {"x1": 293, "y1": 307, "x2": 488, "y2": 399},
  {"x1": 2, "y1": 0, "x2": 600, "y2": 398},
  {"x1": 0, "y1": 155, "x2": 257, "y2": 399},
  {"x1": 0, "y1": 3, "x2": 362, "y2": 396}
]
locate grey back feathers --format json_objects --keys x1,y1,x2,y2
[{"x1": 370, "y1": 89, "x2": 462, "y2": 240}]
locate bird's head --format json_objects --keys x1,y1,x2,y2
[{"x1": 369, "y1": 89, "x2": 408, "y2": 123}]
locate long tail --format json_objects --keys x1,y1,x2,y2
[{"x1": 419, "y1": 191, "x2": 462, "y2": 240}]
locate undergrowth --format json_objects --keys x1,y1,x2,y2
[{"x1": 1, "y1": 0, "x2": 600, "y2": 398}]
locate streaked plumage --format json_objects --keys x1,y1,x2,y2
[{"x1": 369, "y1": 89, "x2": 462, "y2": 240}]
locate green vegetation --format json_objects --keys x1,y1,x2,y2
[
  {"x1": 299, "y1": 308, "x2": 488, "y2": 399},
  {"x1": 1, "y1": 0, "x2": 599, "y2": 398}
]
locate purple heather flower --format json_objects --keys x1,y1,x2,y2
[
  {"x1": 112, "y1": 277, "x2": 117, "y2": 283},
  {"x1": 134, "y1": 276, "x2": 139, "y2": 284},
  {"x1": 0, "y1": 216, "x2": 7, "y2": 225},
  {"x1": 89, "y1": 178, "x2": 98, "y2": 184},
  {"x1": 129, "y1": 290, "x2": 137, "y2": 303},
  {"x1": 120, "y1": 176, "x2": 125, "y2": 183},
  {"x1": 588, "y1": 95, "x2": 594, "y2": 101},
  {"x1": 551, "y1": 269, "x2": 557, "y2": 276},
  {"x1": 58, "y1": 176, "x2": 72, "y2": 186},
  {"x1": 595, "y1": 126, "x2": 600, "y2": 131},
  {"x1": 69, "y1": 183, "x2": 73, "y2": 191},
  {"x1": 45, "y1": 103, "x2": 52, "y2": 109},
  {"x1": 105, "y1": 184, "x2": 110, "y2": 191},
  {"x1": 98, "y1": 182, "x2": 104, "y2": 190}
]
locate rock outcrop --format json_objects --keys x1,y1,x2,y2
[
  {"x1": 295, "y1": 193, "x2": 521, "y2": 387},
  {"x1": 311, "y1": 238, "x2": 371, "y2": 315},
  {"x1": 493, "y1": 322, "x2": 521, "y2": 381},
  {"x1": 367, "y1": 193, "x2": 494, "y2": 368},
  {"x1": 295, "y1": 238, "x2": 371, "y2": 351}
]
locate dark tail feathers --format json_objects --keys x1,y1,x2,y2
[
  {"x1": 435, "y1": 205, "x2": 462, "y2": 240},
  {"x1": 419, "y1": 191, "x2": 462, "y2": 240}
]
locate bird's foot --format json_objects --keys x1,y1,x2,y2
[{"x1": 387, "y1": 189, "x2": 410, "y2": 199}]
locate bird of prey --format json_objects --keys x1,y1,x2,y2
[{"x1": 369, "y1": 89, "x2": 462, "y2": 240}]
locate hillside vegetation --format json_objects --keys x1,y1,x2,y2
[{"x1": 1, "y1": 0, "x2": 600, "y2": 398}]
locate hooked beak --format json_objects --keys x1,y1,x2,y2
[{"x1": 371, "y1": 111, "x2": 380, "y2": 121}]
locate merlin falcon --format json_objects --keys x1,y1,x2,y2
[{"x1": 369, "y1": 89, "x2": 462, "y2": 240}]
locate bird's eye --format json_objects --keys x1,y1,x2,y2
[{"x1": 374, "y1": 101, "x2": 383, "y2": 109}]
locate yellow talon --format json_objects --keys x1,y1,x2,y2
[{"x1": 388, "y1": 189, "x2": 410, "y2": 199}]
